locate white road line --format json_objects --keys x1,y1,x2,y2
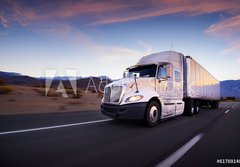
[
  {"x1": 156, "y1": 133, "x2": 204, "y2": 167},
  {"x1": 225, "y1": 110, "x2": 230, "y2": 114},
  {"x1": 0, "y1": 119, "x2": 113, "y2": 136}
]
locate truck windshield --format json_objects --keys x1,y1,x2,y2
[{"x1": 127, "y1": 64, "x2": 157, "y2": 78}]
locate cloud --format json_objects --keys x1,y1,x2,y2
[
  {"x1": 205, "y1": 15, "x2": 240, "y2": 54},
  {"x1": 205, "y1": 15, "x2": 240, "y2": 38},
  {"x1": 2, "y1": 0, "x2": 240, "y2": 27},
  {"x1": 2, "y1": 0, "x2": 240, "y2": 55},
  {"x1": 222, "y1": 41, "x2": 240, "y2": 54},
  {"x1": 138, "y1": 40, "x2": 153, "y2": 55},
  {"x1": 0, "y1": 15, "x2": 9, "y2": 27},
  {"x1": 237, "y1": 58, "x2": 240, "y2": 64},
  {"x1": 88, "y1": 0, "x2": 240, "y2": 25},
  {"x1": 92, "y1": 42, "x2": 151, "y2": 59},
  {"x1": 1, "y1": 0, "x2": 136, "y2": 27}
]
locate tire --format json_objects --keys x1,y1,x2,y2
[
  {"x1": 184, "y1": 99, "x2": 194, "y2": 116},
  {"x1": 144, "y1": 101, "x2": 160, "y2": 127},
  {"x1": 211, "y1": 101, "x2": 219, "y2": 109},
  {"x1": 194, "y1": 100, "x2": 200, "y2": 115}
]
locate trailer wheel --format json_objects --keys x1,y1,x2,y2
[
  {"x1": 211, "y1": 101, "x2": 219, "y2": 109},
  {"x1": 194, "y1": 100, "x2": 200, "y2": 115},
  {"x1": 184, "y1": 99, "x2": 194, "y2": 116},
  {"x1": 144, "y1": 101, "x2": 160, "y2": 127}
]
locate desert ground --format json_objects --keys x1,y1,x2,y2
[{"x1": 0, "y1": 85, "x2": 102, "y2": 115}]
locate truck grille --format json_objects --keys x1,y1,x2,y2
[{"x1": 104, "y1": 86, "x2": 123, "y2": 103}]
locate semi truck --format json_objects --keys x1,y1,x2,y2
[{"x1": 101, "y1": 51, "x2": 220, "y2": 127}]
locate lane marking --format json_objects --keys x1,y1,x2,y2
[
  {"x1": 156, "y1": 133, "x2": 204, "y2": 167},
  {"x1": 0, "y1": 119, "x2": 113, "y2": 136},
  {"x1": 225, "y1": 110, "x2": 229, "y2": 114}
]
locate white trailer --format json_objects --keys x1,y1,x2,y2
[{"x1": 101, "y1": 51, "x2": 220, "y2": 127}]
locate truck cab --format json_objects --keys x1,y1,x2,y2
[{"x1": 101, "y1": 51, "x2": 185, "y2": 127}]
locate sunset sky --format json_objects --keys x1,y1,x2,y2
[{"x1": 1, "y1": 0, "x2": 240, "y2": 80}]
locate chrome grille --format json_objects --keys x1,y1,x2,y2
[
  {"x1": 104, "y1": 86, "x2": 122, "y2": 103},
  {"x1": 104, "y1": 87, "x2": 111, "y2": 102}
]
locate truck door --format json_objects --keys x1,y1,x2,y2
[
  {"x1": 156, "y1": 65, "x2": 175, "y2": 117},
  {"x1": 173, "y1": 69, "x2": 184, "y2": 115}
]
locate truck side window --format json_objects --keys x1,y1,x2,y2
[
  {"x1": 175, "y1": 70, "x2": 181, "y2": 82},
  {"x1": 157, "y1": 66, "x2": 167, "y2": 79}
]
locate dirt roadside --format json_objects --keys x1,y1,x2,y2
[{"x1": 0, "y1": 85, "x2": 102, "y2": 115}]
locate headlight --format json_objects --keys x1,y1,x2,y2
[{"x1": 125, "y1": 95, "x2": 144, "y2": 102}]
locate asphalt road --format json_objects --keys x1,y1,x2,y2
[{"x1": 0, "y1": 102, "x2": 239, "y2": 167}]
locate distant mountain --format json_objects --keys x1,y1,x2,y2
[
  {"x1": 39, "y1": 76, "x2": 83, "y2": 81},
  {"x1": 0, "y1": 71, "x2": 22, "y2": 77},
  {"x1": 0, "y1": 71, "x2": 41, "y2": 86},
  {"x1": 0, "y1": 71, "x2": 112, "y2": 90},
  {"x1": 220, "y1": 80, "x2": 240, "y2": 98},
  {"x1": 99, "y1": 76, "x2": 112, "y2": 81}
]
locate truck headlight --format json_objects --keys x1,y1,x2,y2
[{"x1": 125, "y1": 95, "x2": 144, "y2": 102}]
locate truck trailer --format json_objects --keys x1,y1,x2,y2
[{"x1": 101, "y1": 51, "x2": 220, "y2": 127}]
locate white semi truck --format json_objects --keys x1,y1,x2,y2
[{"x1": 101, "y1": 51, "x2": 220, "y2": 127}]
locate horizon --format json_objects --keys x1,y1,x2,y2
[
  {"x1": 1, "y1": 70, "x2": 240, "y2": 82},
  {"x1": 1, "y1": 0, "x2": 240, "y2": 80}
]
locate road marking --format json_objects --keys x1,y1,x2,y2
[
  {"x1": 156, "y1": 133, "x2": 204, "y2": 167},
  {"x1": 225, "y1": 110, "x2": 229, "y2": 114},
  {"x1": 0, "y1": 119, "x2": 113, "y2": 136}
]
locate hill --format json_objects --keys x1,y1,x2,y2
[
  {"x1": 220, "y1": 80, "x2": 240, "y2": 98},
  {"x1": 0, "y1": 71, "x2": 111, "y2": 91}
]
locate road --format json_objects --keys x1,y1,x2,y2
[{"x1": 0, "y1": 102, "x2": 239, "y2": 167}]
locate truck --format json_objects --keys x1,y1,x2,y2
[{"x1": 101, "y1": 51, "x2": 220, "y2": 127}]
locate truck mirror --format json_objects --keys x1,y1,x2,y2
[
  {"x1": 166, "y1": 65, "x2": 171, "y2": 78},
  {"x1": 123, "y1": 71, "x2": 128, "y2": 78}
]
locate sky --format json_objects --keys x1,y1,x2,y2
[{"x1": 0, "y1": 0, "x2": 240, "y2": 80}]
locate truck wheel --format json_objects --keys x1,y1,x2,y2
[
  {"x1": 194, "y1": 100, "x2": 200, "y2": 115},
  {"x1": 144, "y1": 101, "x2": 160, "y2": 127},
  {"x1": 184, "y1": 99, "x2": 194, "y2": 116},
  {"x1": 211, "y1": 101, "x2": 219, "y2": 109}
]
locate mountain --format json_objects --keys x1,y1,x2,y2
[
  {"x1": 39, "y1": 76, "x2": 83, "y2": 81},
  {"x1": 0, "y1": 71, "x2": 41, "y2": 86},
  {"x1": 0, "y1": 71, "x2": 112, "y2": 90},
  {"x1": 220, "y1": 80, "x2": 240, "y2": 98},
  {"x1": 99, "y1": 76, "x2": 112, "y2": 81},
  {"x1": 0, "y1": 71, "x2": 22, "y2": 77}
]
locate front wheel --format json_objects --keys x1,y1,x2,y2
[{"x1": 144, "y1": 101, "x2": 160, "y2": 127}]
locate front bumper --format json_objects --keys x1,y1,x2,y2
[{"x1": 101, "y1": 102, "x2": 147, "y2": 120}]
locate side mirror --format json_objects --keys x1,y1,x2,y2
[
  {"x1": 123, "y1": 71, "x2": 128, "y2": 78},
  {"x1": 166, "y1": 65, "x2": 171, "y2": 78}
]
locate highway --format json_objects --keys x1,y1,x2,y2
[{"x1": 0, "y1": 102, "x2": 239, "y2": 167}]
